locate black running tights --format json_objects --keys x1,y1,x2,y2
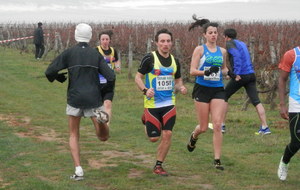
[{"x1": 282, "y1": 113, "x2": 300, "y2": 164}]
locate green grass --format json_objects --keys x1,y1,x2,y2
[{"x1": 0, "y1": 46, "x2": 299, "y2": 189}]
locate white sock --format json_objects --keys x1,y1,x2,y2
[
  {"x1": 261, "y1": 126, "x2": 268, "y2": 130},
  {"x1": 75, "y1": 166, "x2": 84, "y2": 176}
]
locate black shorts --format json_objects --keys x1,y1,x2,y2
[
  {"x1": 192, "y1": 83, "x2": 225, "y2": 103},
  {"x1": 100, "y1": 83, "x2": 114, "y2": 102},
  {"x1": 142, "y1": 105, "x2": 176, "y2": 137},
  {"x1": 225, "y1": 73, "x2": 260, "y2": 106}
]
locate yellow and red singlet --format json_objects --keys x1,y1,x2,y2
[{"x1": 144, "y1": 51, "x2": 177, "y2": 108}]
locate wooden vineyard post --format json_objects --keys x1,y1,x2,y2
[
  {"x1": 146, "y1": 38, "x2": 152, "y2": 53},
  {"x1": 128, "y1": 35, "x2": 133, "y2": 79}
]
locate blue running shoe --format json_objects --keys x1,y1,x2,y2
[
  {"x1": 208, "y1": 123, "x2": 226, "y2": 133},
  {"x1": 221, "y1": 125, "x2": 226, "y2": 133},
  {"x1": 258, "y1": 126, "x2": 271, "y2": 135}
]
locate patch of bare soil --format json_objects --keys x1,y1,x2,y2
[
  {"x1": 175, "y1": 175, "x2": 214, "y2": 189},
  {"x1": 88, "y1": 159, "x2": 118, "y2": 169},
  {"x1": 0, "y1": 113, "x2": 65, "y2": 143},
  {"x1": 0, "y1": 176, "x2": 11, "y2": 189},
  {"x1": 0, "y1": 113, "x2": 67, "y2": 157},
  {"x1": 128, "y1": 168, "x2": 144, "y2": 178},
  {"x1": 15, "y1": 128, "x2": 60, "y2": 142},
  {"x1": 273, "y1": 120, "x2": 289, "y2": 129},
  {"x1": 87, "y1": 150, "x2": 151, "y2": 180},
  {"x1": 92, "y1": 184, "x2": 110, "y2": 190},
  {"x1": 96, "y1": 150, "x2": 153, "y2": 167},
  {"x1": 198, "y1": 184, "x2": 214, "y2": 190},
  {"x1": 37, "y1": 175, "x2": 51, "y2": 182},
  {"x1": 0, "y1": 114, "x2": 31, "y2": 127},
  {"x1": 87, "y1": 149, "x2": 153, "y2": 179},
  {"x1": 88, "y1": 150, "x2": 147, "y2": 168},
  {"x1": 100, "y1": 150, "x2": 133, "y2": 159}
]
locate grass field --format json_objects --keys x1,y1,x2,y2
[{"x1": 0, "y1": 46, "x2": 299, "y2": 190}]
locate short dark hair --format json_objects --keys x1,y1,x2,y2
[
  {"x1": 99, "y1": 30, "x2": 113, "y2": 40},
  {"x1": 154, "y1": 28, "x2": 173, "y2": 42},
  {"x1": 38, "y1": 22, "x2": 42, "y2": 27},
  {"x1": 223, "y1": 28, "x2": 237, "y2": 39}
]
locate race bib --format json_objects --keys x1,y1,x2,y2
[
  {"x1": 203, "y1": 66, "x2": 220, "y2": 81},
  {"x1": 99, "y1": 74, "x2": 107, "y2": 84},
  {"x1": 156, "y1": 75, "x2": 173, "y2": 91}
]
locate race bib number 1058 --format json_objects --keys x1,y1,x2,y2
[{"x1": 156, "y1": 75, "x2": 173, "y2": 91}]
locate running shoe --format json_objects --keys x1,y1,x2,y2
[
  {"x1": 187, "y1": 132, "x2": 198, "y2": 152},
  {"x1": 258, "y1": 126, "x2": 271, "y2": 135},
  {"x1": 214, "y1": 159, "x2": 224, "y2": 171},
  {"x1": 153, "y1": 165, "x2": 168, "y2": 176},
  {"x1": 93, "y1": 109, "x2": 109, "y2": 124},
  {"x1": 70, "y1": 174, "x2": 84, "y2": 181},
  {"x1": 221, "y1": 125, "x2": 226, "y2": 133},
  {"x1": 277, "y1": 156, "x2": 289, "y2": 181},
  {"x1": 208, "y1": 123, "x2": 226, "y2": 134}
]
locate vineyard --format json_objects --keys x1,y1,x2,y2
[{"x1": 1, "y1": 20, "x2": 300, "y2": 108}]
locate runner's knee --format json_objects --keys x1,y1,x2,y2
[
  {"x1": 212, "y1": 123, "x2": 222, "y2": 132},
  {"x1": 252, "y1": 100, "x2": 261, "y2": 106},
  {"x1": 196, "y1": 126, "x2": 207, "y2": 134},
  {"x1": 98, "y1": 136, "x2": 109, "y2": 141},
  {"x1": 161, "y1": 130, "x2": 172, "y2": 138},
  {"x1": 149, "y1": 137, "x2": 159, "y2": 142}
]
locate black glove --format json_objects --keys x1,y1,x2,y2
[
  {"x1": 227, "y1": 70, "x2": 236, "y2": 79},
  {"x1": 56, "y1": 72, "x2": 67, "y2": 83},
  {"x1": 204, "y1": 66, "x2": 219, "y2": 76}
]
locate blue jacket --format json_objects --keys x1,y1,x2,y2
[{"x1": 226, "y1": 39, "x2": 254, "y2": 75}]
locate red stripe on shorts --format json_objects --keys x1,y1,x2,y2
[
  {"x1": 145, "y1": 109, "x2": 161, "y2": 130},
  {"x1": 162, "y1": 107, "x2": 176, "y2": 126}
]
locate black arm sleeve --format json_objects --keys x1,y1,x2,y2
[
  {"x1": 174, "y1": 58, "x2": 181, "y2": 79},
  {"x1": 105, "y1": 80, "x2": 115, "y2": 92},
  {"x1": 114, "y1": 49, "x2": 119, "y2": 62},
  {"x1": 45, "y1": 51, "x2": 68, "y2": 82},
  {"x1": 137, "y1": 53, "x2": 153, "y2": 75}
]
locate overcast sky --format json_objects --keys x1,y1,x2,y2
[{"x1": 0, "y1": 0, "x2": 299, "y2": 23}]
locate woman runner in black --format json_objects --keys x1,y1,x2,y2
[{"x1": 96, "y1": 30, "x2": 121, "y2": 126}]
